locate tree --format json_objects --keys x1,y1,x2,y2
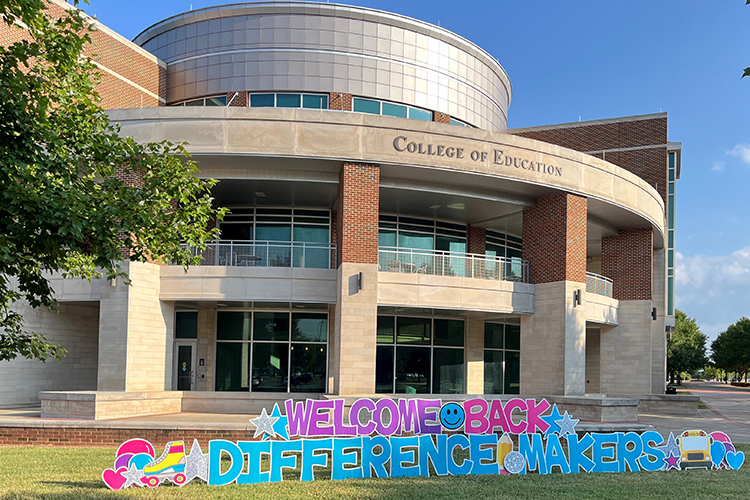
[
  {"x1": 746, "y1": 1, "x2": 750, "y2": 78},
  {"x1": 667, "y1": 310, "x2": 708, "y2": 385},
  {"x1": 0, "y1": 1, "x2": 224, "y2": 362},
  {"x1": 711, "y1": 317, "x2": 750, "y2": 382}
]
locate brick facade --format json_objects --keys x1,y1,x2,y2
[
  {"x1": 467, "y1": 226, "x2": 486, "y2": 255},
  {"x1": 522, "y1": 194, "x2": 587, "y2": 284},
  {"x1": 602, "y1": 228, "x2": 653, "y2": 301},
  {"x1": 0, "y1": 427, "x2": 262, "y2": 447},
  {"x1": 0, "y1": 0, "x2": 165, "y2": 110},
  {"x1": 226, "y1": 91, "x2": 248, "y2": 107},
  {"x1": 511, "y1": 115, "x2": 668, "y2": 202},
  {"x1": 336, "y1": 163, "x2": 380, "y2": 265},
  {"x1": 434, "y1": 111, "x2": 451, "y2": 124},
  {"x1": 329, "y1": 92, "x2": 353, "y2": 111}
]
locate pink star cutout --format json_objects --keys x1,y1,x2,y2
[{"x1": 664, "y1": 454, "x2": 680, "y2": 471}]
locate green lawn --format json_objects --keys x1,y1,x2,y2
[{"x1": 0, "y1": 445, "x2": 748, "y2": 500}]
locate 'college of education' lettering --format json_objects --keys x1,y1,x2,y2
[{"x1": 393, "y1": 136, "x2": 563, "y2": 177}]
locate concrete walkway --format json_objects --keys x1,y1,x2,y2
[{"x1": 637, "y1": 380, "x2": 750, "y2": 443}]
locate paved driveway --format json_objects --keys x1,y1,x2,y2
[{"x1": 638, "y1": 380, "x2": 750, "y2": 443}]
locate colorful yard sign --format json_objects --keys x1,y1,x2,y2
[{"x1": 102, "y1": 397, "x2": 744, "y2": 489}]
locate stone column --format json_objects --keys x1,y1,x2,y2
[
  {"x1": 97, "y1": 261, "x2": 174, "y2": 392},
  {"x1": 599, "y1": 228, "x2": 655, "y2": 395},
  {"x1": 196, "y1": 308, "x2": 216, "y2": 391},
  {"x1": 465, "y1": 319, "x2": 485, "y2": 394},
  {"x1": 520, "y1": 194, "x2": 587, "y2": 396},
  {"x1": 332, "y1": 163, "x2": 380, "y2": 395}
]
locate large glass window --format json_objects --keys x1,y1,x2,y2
[
  {"x1": 352, "y1": 97, "x2": 433, "y2": 123},
  {"x1": 377, "y1": 315, "x2": 464, "y2": 394},
  {"x1": 175, "y1": 312, "x2": 198, "y2": 339},
  {"x1": 249, "y1": 93, "x2": 329, "y2": 110},
  {"x1": 379, "y1": 215, "x2": 467, "y2": 253},
  {"x1": 216, "y1": 310, "x2": 327, "y2": 393},
  {"x1": 484, "y1": 322, "x2": 520, "y2": 394},
  {"x1": 217, "y1": 208, "x2": 331, "y2": 269}
]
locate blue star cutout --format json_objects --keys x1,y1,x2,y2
[
  {"x1": 541, "y1": 404, "x2": 563, "y2": 437},
  {"x1": 263, "y1": 403, "x2": 289, "y2": 441}
]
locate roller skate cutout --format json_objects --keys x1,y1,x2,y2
[{"x1": 102, "y1": 438, "x2": 208, "y2": 490}]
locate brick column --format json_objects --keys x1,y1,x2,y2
[
  {"x1": 434, "y1": 111, "x2": 451, "y2": 124},
  {"x1": 601, "y1": 228, "x2": 653, "y2": 301},
  {"x1": 522, "y1": 194, "x2": 587, "y2": 284},
  {"x1": 226, "y1": 91, "x2": 248, "y2": 107},
  {"x1": 332, "y1": 163, "x2": 380, "y2": 395},
  {"x1": 520, "y1": 194, "x2": 587, "y2": 396},
  {"x1": 330, "y1": 92, "x2": 352, "y2": 111},
  {"x1": 466, "y1": 225, "x2": 486, "y2": 278}
]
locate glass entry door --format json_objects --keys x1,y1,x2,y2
[{"x1": 174, "y1": 341, "x2": 196, "y2": 391}]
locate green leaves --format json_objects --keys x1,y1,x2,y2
[
  {"x1": 711, "y1": 317, "x2": 750, "y2": 375},
  {"x1": 667, "y1": 310, "x2": 708, "y2": 379},
  {"x1": 743, "y1": 67, "x2": 750, "y2": 79},
  {"x1": 0, "y1": 0, "x2": 224, "y2": 362}
]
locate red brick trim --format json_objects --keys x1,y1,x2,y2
[
  {"x1": 434, "y1": 111, "x2": 451, "y2": 124},
  {"x1": 0, "y1": 427, "x2": 262, "y2": 447},
  {"x1": 330, "y1": 92, "x2": 352, "y2": 111},
  {"x1": 601, "y1": 228, "x2": 653, "y2": 300},
  {"x1": 522, "y1": 194, "x2": 587, "y2": 284},
  {"x1": 336, "y1": 163, "x2": 380, "y2": 265}
]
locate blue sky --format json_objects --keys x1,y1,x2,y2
[{"x1": 83, "y1": 1, "x2": 750, "y2": 342}]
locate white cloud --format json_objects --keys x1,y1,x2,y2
[
  {"x1": 728, "y1": 144, "x2": 750, "y2": 165},
  {"x1": 711, "y1": 161, "x2": 724, "y2": 172},
  {"x1": 675, "y1": 247, "x2": 750, "y2": 343}
]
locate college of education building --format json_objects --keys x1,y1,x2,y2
[{"x1": 1, "y1": 1, "x2": 680, "y2": 420}]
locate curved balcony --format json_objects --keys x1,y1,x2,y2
[
  {"x1": 181, "y1": 240, "x2": 337, "y2": 269},
  {"x1": 586, "y1": 272, "x2": 614, "y2": 298},
  {"x1": 378, "y1": 247, "x2": 529, "y2": 283}
]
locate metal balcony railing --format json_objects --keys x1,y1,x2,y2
[
  {"x1": 180, "y1": 240, "x2": 337, "y2": 269},
  {"x1": 378, "y1": 247, "x2": 529, "y2": 283},
  {"x1": 586, "y1": 272, "x2": 614, "y2": 298}
]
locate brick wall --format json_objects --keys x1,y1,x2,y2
[
  {"x1": 602, "y1": 228, "x2": 653, "y2": 300},
  {"x1": 226, "y1": 91, "x2": 248, "y2": 107},
  {"x1": 522, "y1": 194, "x2": 587, "y2": 284},
  {"x1": 467, "y1": 226, "x2": 486, "y2": 254},
  {"x1": 0, "y1": 0, "x2": 165, "y2": 110},
  {"x1": 511, "y1": 115, "x2": 668, "y2": 202},
  {"x1": 0, "y1": 427, "x2": 264, "y2": 447},
  {"x1": 336, "y1": 163, "x2": 380, "y2": 265},
  {"x1": 434, "y1": 111, "x2": 451, "y2": 124},
  {"x1": 330, "y1": 92, "x2": 353, "y2": 111}
]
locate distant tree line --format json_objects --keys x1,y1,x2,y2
[{"x1": 711, "y1": 317, "x2": 750, "y2": 382}]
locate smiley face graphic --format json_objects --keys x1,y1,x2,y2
[{"x1": 439, "y1": 402, "x2": 466, "y2": 430}]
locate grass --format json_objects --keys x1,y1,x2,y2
[{"x1": 1, "y1": 445, "x2": 749, "y2": 500}]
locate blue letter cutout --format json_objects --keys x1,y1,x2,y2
[
  {"x1": 270, "y1": 440, "x2": 303, "y2": 482},
  {"x1": 545, "y1": 434, "x2": 571, "y2": 474},
  {"x1": 447, "y1": 434, "x2": 473, "y2": 476},
  {"x1": 419, "y1": 434, "x2": 448, "y2": 477},
  {"x1": 637, "y1": 431, "x2": 666, "y2": 472},
  {"x1": 362, "y1": 436, "x2": 392, "y2": 478},
  {"x1": 518, "y1": 433, "x2": 547, "y2": 474},
  {"x1": 301, "y1": 438, "x2": 332, "y2": 482},
  {"x1": 209, "y1": 440, "x2": 244, "y2": 486},
  {"x1": 238, "y1": 441, "x2": 270, "y2": 484},
  {"x1": 565, "y1": 433, "x2": 594, "y2": 473},
  {"x1": 469, "y1": 434, "x2": 499, "y2": 475},
  {"x1": 332, "y1": 437, "x2": 364, "y2": 480},
  {"x1": 592, "y1": 433, "x2": 619, "y2": 473},
  {"x1": 617, "y1": 432, "x2": 642, "y2": 472},
  {"x1": 391, "y1": 436, "x2": 420, "y2": 478}
]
